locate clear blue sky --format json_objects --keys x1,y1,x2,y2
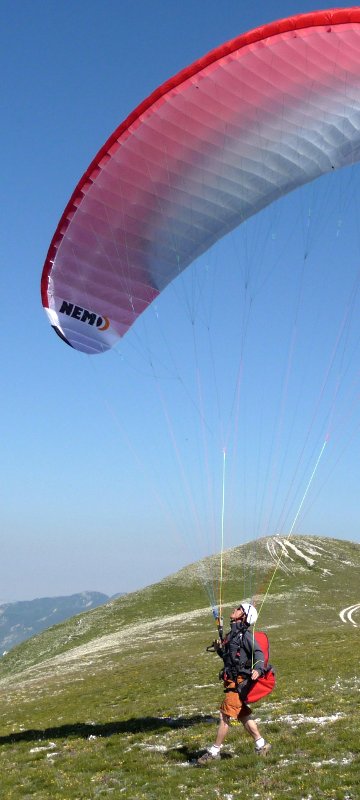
[{"x1": 2, "y1": 0, "x2": 360, "y2": 602}]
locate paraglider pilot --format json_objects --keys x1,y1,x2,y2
[{"x1": 197, "y1": 603, "x2": 271, "y2": 764}]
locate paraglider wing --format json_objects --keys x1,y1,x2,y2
[{"x1": 41, "y1": 8, "x2": 360, "y2": 354}]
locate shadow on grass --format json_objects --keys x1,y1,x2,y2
[
  {"x1": 0, "y1": 714, "x2": 218, "y2": 746},
  {"x1": 168, "y1": 745, "x2": 234, "y2": 764}
]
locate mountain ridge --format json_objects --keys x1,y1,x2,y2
[{"x1": 0, "y1": 534, "x2": 358, "y2": 677}]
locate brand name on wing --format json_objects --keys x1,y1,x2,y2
[{"x1": 59, "y1": 300, "x2": 110, "y2": 331}]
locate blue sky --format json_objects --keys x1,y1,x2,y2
[{"x1": 2, "y1": 0, "x2": 360, "y2": 602}]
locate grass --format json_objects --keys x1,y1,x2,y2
[{"x1": 0, "y1": 535, "x2": 359, "y2": 799}]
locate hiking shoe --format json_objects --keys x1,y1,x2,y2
[
  {"x1": 256, "y1": 742, "x2": 271, "y2": 756},
  {"x1": 196, "y1": 750, "x2": 221, "y2": 766}
]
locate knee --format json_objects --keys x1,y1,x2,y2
[
  {"x1": 220, "y1": 711, "x2": 231, "y2": 726},
  {"x1": 240, "y1": 713, "x2": 252, "y2": 727}
]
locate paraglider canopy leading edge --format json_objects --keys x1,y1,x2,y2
[{"x1": 41, "y1": 7, "x2": 360, "y2": 355}]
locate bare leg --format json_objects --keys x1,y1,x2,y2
[
  {"x1": 198, "y1": 710, "x2": 269, "y2": 765},
  {"x1": 241, "y1": 714, "x2": 262, "y2": 741},
  {"x1": 196, "y1": 712, "x2": 231, "y2": 763},
  {"x1": 214, "y1": 712, "x2": 231, "y2": 747}
]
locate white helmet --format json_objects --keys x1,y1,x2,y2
[{"x1": 240, "y1": 602, "x2": 258, "y2": 625}]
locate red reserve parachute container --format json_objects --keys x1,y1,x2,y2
[{"x1": 247, "y1": 631, "x2": 276, "y2": 703}]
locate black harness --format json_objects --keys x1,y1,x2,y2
[{"x1": 220, "y1": 621, "x2": 254, "y2": 681}]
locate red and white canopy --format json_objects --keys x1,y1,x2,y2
[{"x1": 41, "y1": 8, "x2": 360, "y2": 354}]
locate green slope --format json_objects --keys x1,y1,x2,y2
[{"x1": 0, "y1": 535, "x2": 358, "y2": 800}]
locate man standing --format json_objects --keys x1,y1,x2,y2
[{"x1": 197, "y1": 602, "x2": 271, "y2": 764}]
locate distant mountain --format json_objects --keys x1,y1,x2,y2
[{"x1": 0, "y1": 591, "x2": 109, "y2": 654}]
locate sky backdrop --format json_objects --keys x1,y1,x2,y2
[{"x1": 2, "y1": 0, "x2": 360, "y2": 602}]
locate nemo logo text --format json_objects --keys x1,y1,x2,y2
[{"x1": 59, "y1": 300, "x2": 110, "y2": 331}]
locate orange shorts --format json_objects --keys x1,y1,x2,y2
[{"x1": 220, "y1": 678, "x2": 252, "y2": 720}]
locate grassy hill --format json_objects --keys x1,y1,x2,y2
[{"x1": 0, "y1": 535, "x2": 358, "y2": 800}]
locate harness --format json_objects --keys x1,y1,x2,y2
[
  {"x1": 221, "y1": 622, "x2": 255, "y2": 681},
  {"x1": 219, "y1": 621, "x2": 276, "y2": 703}
]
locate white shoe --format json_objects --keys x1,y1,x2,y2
[
  {"x1": 256, "y1": 742, "x2": 271, "y2": 756},
  {"x1": 197, "y1": 749, "x2": 221, "y2": 765}
]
